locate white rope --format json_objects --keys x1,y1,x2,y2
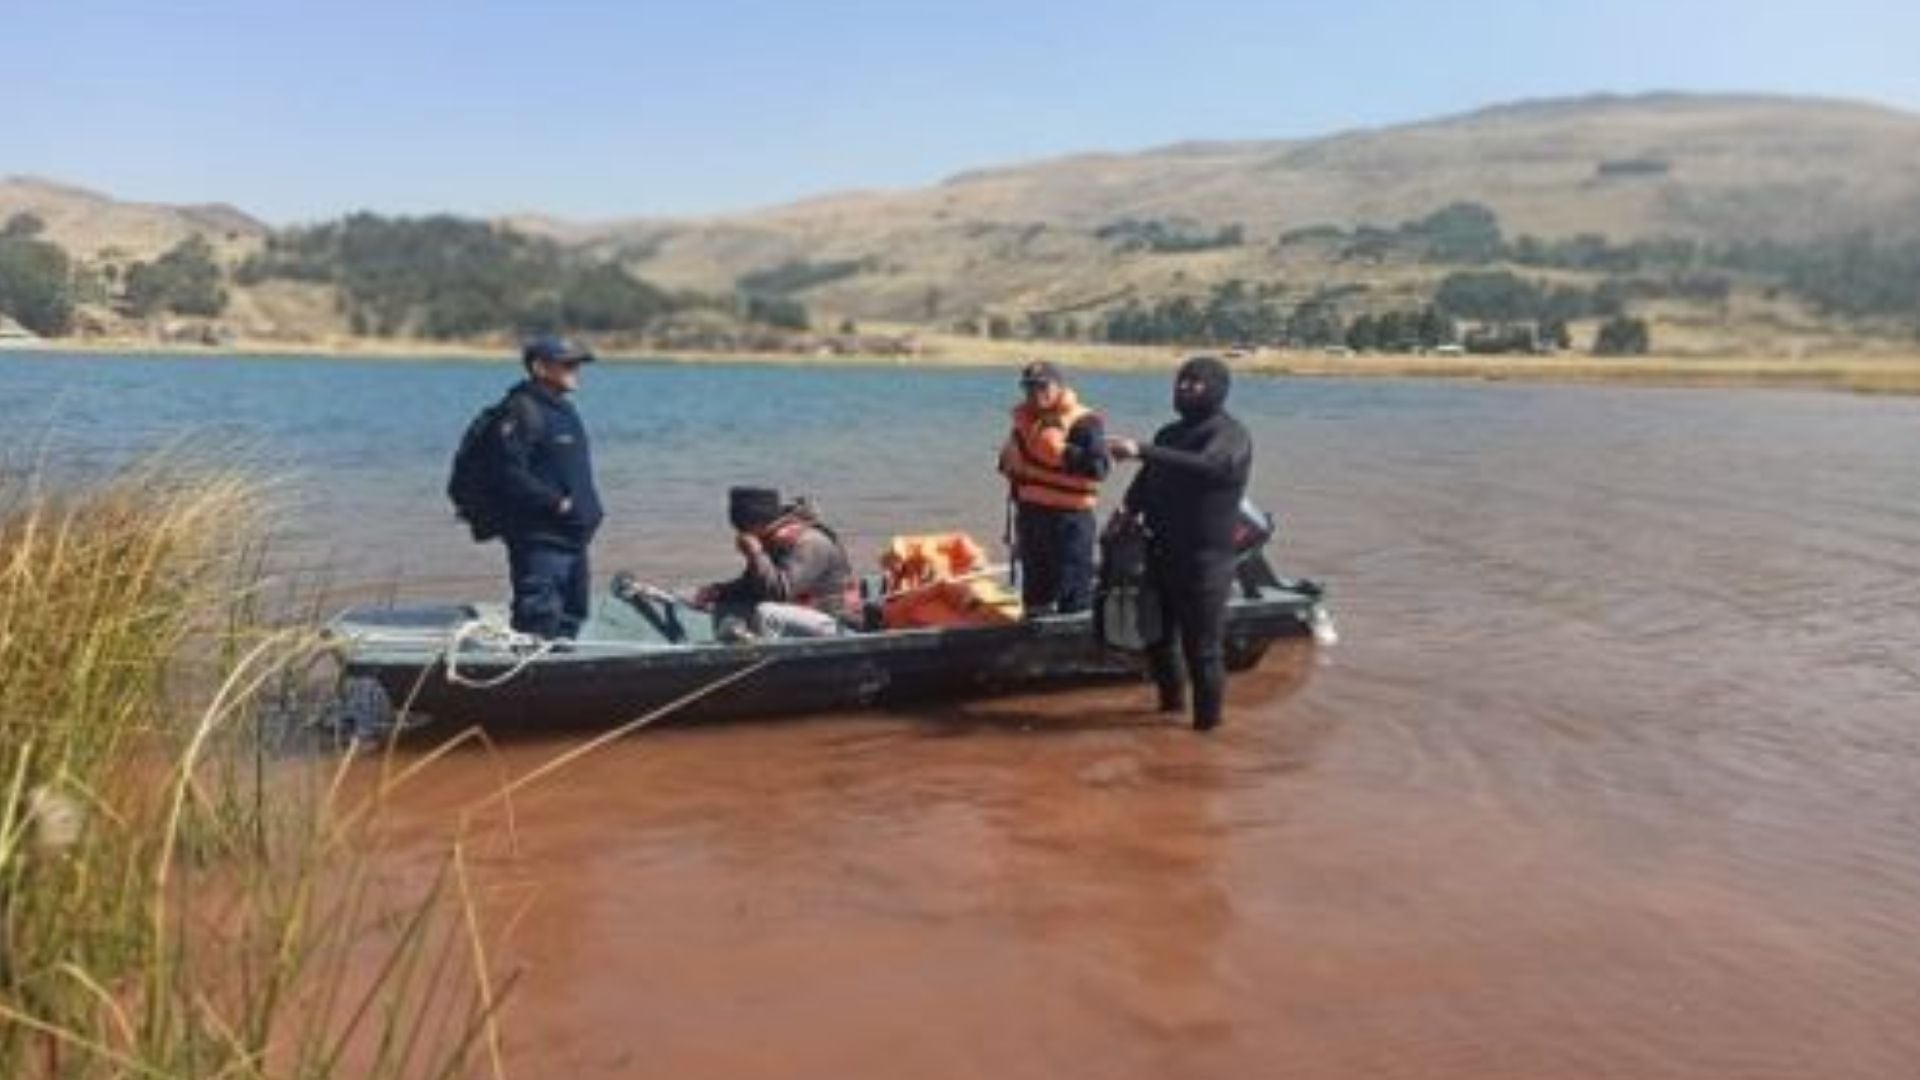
[{"x1": 440, "y1": 616, "x2": 559, "y2": 689}]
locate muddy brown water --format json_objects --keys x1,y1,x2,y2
[{"x1": 7, "y1": 355, "x2": 1919, "y2": 1076}]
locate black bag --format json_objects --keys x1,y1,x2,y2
[
  {"x1": 446, "y1": 391, "x2": 539, "y2": 543},
  {"x1": 1093, "y1": 518, "x2": 1164, "y2": 652}
]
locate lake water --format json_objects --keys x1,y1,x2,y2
[{"x1": 5, "y1": 350, "x2": 1919, "y2": 1078}]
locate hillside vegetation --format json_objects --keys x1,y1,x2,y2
[{"x1": 4, "y1": 94, "x2": 1920, "y2": 356}]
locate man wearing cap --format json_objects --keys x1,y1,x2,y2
[
  {"x1": 997, "y1": 360, "x2": 1110, "y2": 616},
  {"x1": 493, "y1": 334, "x2": 605, "y2": 639},
  {"x1": 695, "y1": 487, "x2": 858, "y2": 639},
  {"x1": 1106, "y1": 355, "x2": 1251, "y2": 732}
]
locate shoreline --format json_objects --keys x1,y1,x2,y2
[{"x1": 10, "y1": 335, "x2": 1920, "y2": 396}]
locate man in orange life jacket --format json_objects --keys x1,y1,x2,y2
[
  {"x1": 695, "y1": 486, "x2": 860, "y2": 639},
  {"x1": 997, "y1": 360, "x2": 1110, "y2": 615}
]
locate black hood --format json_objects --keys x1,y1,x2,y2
[{"x1": 1174, "y1": 356, "x2": 1231, "y2": 421}]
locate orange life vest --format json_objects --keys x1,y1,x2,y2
[
  {"x1": 878, "y1": 532, "x2": 1021, "y2": 628},
  {"x1": 997, "y1": 389, "x2": 1101, "y2": 512}
]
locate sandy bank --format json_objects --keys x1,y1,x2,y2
[{"x1": 18, "y1": 334, "x2": 1920, "y2": 396}]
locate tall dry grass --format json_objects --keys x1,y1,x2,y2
[{"x1": 0, "y1": 457, "x2": 501, "y2": 1078}]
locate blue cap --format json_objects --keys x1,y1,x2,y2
[
  {"x1": 522, "y1": 334, "x2": 596, "y2": 366},
  {"x1": 1019, "y1": 359, "x2": 1063, "y2": 387}
]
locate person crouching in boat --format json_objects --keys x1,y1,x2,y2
[
  {"x1": 694, "y1": 487, "x2": 861, "y2": 640},
  {"x1": 997, "y1": 360, "x2": 1110, "y2": 616}
]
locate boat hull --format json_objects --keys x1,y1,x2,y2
[{"x1": 333, "y1": 589, "x2": 1322, "y2": 732}]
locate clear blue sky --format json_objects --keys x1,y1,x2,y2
[{"x1": 6, "y1": 0, "x2": 1917, "y2": 224}]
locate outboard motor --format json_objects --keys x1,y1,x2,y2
[{"x1": 1232, "y1": 497, "x2": 1285, "y2": 596}]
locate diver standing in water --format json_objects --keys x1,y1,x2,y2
[{"x1": 1106, "y1": 356, "x2": 1252, "y2": 732}]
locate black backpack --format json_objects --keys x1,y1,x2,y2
[{"x1": 447, "y1": 390, "x2": 540, "y2": 543}]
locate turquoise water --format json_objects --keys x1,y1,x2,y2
[{"x1": 0, "y1": 350, "x2": 1375, "y2": 587}]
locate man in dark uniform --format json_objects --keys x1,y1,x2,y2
[
  {"x1": 493, "y1": 334, "x2": 604, "y2": 639},
  {"x1": 997, "y1": 360, "x2": 1110, "y2": 616},
  {"x1": 1107, "y1": 356, "x2": 1252, "y2": 731}
]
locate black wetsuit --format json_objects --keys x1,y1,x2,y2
[{"x1": 1122, "y1": 357, "x2": 1251, "y2": 730}]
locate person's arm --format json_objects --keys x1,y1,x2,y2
[
  {"x1": 1062, "y1": 414, "x2": 1111, "y2": 480},
  {"x1": 755, "y1": 532, "x2": 846, "y2": 603},
  {"x1": 1135, "y1": 423, "x2": 1250, "y2": 484},
  {"x1": 494, "y1": 396, "x2": 567, "y2": 517},
  {"x1": 739, "y1": 543, "x2": 791, "y2": 601}
]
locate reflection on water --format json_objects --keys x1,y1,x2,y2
[{"x1": 7, "y1": 353, "x2": 1920, "y2": 1077}]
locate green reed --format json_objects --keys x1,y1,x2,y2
[{"x1": 0, "y1": 457, "x2": 501, "y2": 1078}]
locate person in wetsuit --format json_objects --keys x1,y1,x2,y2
[{"x1": 1106, "y1": 356, "x2": 1252, "y2": 732}]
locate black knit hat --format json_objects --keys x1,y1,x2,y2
[{"x1": 728, "y1": 486, "x2": 782, "y2": 531}]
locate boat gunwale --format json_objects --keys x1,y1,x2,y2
[{"x1": 333, "y1": 588, "x2": 1324, "y2": 673}]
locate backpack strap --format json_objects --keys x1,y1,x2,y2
[{"x1": 500, "y1": 386, "x2": 547, "y2": 445}]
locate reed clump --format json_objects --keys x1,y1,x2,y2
[{"x1": 0, "y1": 458, "x2": 500, "y2": 1078}]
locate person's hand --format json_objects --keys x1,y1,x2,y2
[
  {"x1": 1105, "y1": 436, "x2": 1139, "y2": 460},
  {"x1": 691, "y1": 584, "x2": 719, "y2": 608},
  {"x1": 735, "y1": 531, "x2": 763, "y2": 557}
]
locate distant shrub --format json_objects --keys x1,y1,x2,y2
[
  {"x1": 124, "y1": 235, "x2": 227, "y2": 317},
  {"x1": 1595, "y1": 157, "x2": 1671, "y2": 178},
  {"x1": 1593, "y1": 314, "x2": 1652, "y2": 355},
  {"x1": 0, "y1": 217, "x2": 75, "y2": 335}
]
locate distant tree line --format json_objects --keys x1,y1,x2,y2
[
  {"x1": 0, "y1": 213, "x2": 232, "y2": 335},
  {"x1": 1717, "y1": 234, "x2": 1920, "y2": 319},
  {"x1": 1083, "y1": 270, "x2": 1667, "y2": 355},
  {"x1": 1096, "y1": 218, "x2": 1245, "y2": 254},
  {"x1": 1094, "y1": 280, "x2": 1441, "y2": 349},
  {"x1": 1344, "y1": 308, "x2": 1459, "y2": 352},
  {"x1": 1279, "y1": 202, "x2": 1504, "y2": 265},
  {"x1": 735, "y1": 257, "x2": 873, "y2": 296},
  {"x1": 1276, "y1": 203, "x2": 1917, "y2": 321},
  {"x1": 237, "y1": 214, "x2": 804, "y2": 338}
]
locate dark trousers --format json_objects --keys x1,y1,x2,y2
[
  {"x1": 506, "y1": 539, "x2": 591, "y2": 639},
  {"x1": 1147, "y1": 557, "x2": 1234, "y2": 730},
  {"x1": 1015, "y1": 504, "x2": 1096, "y2": 615}
]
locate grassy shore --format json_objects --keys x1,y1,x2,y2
[
  {"x1": 16, "y1": 331, "x2": 1920, "y2": 396},
  {"x1": 0, "y1": 458, "x2": 497, "y2": 1077}
]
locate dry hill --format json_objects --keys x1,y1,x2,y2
[
  {"x1": 534, "y1": 93, "x2": 1920, "y2": 323},
  {"x1": 0, "y1": 175, "x2": 267, "y2": 262},
  {"x1": 6, "y1": 93, "x2": 1920, "y2": 351}
]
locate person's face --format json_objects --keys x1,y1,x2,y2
[
  {"x1": 1024, "y1": 379, "x2": 1062, "y2": 409},
  {"x1": 535, "y1": 357, "x2": 584, "y2": 393},
  {"x1": 1174, "y1": 372, "x2": 1207, "y2": 411}
]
